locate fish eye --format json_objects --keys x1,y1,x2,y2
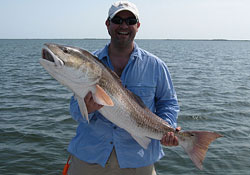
[{"x1": 63, "y1": 47, "x2": 70, "y2": 54}]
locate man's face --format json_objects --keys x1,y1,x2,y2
[{"x1": 106, "y1": 10, "x2": 140, "y2": 47}]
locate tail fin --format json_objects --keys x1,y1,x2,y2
[{"x1": 178, "y1": 131, "x2": 222, "y2": 170}]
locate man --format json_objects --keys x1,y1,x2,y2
[{"x1": 66, "y1": 1, "x2": 180, "y2": 175}]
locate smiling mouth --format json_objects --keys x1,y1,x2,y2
[{"x1": 118, "y1": 31, "x2": 129, "y2": 35}]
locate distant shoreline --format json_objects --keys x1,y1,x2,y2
[{"x1": 0, "y1": 38, "x2": 249, "y2": 41}]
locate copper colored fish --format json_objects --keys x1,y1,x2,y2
[{"x1": 40, "y1": 43, "x2": 222, "y2": 170}]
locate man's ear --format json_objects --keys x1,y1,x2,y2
[
  {"x1": 105, "y1": 19, "x2": 111, "y2": 36},
  {"x1": 136, "y1": 22, "x2": 141, "y2": 31},
  {"x1": 105, "y1": 19, "x2": 110, "y2": 27}
]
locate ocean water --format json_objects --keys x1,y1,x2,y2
[{"x1": 0, "y1": 39, "x2": 250, "y2": 175}]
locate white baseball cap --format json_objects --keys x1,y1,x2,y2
[{"x1": 108, "y1": 1, "x2": 139, "y2": 20}]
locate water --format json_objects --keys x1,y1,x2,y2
[{"x1": 0, "y1": 39, "x2": 250, "y2": 174}]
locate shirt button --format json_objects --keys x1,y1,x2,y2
[
  {"x1": 113, "y1": 126, "x2": 117, "y2": 129},
  {"x1": 110, "y1": 141, "x2": 113, "y2": 144}
]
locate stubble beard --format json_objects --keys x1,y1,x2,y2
[{"x1": 112, "y1": 34, "x2": 135, "y2": 49}]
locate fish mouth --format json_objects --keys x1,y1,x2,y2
[
  {"x1": 42, "y1": 48, "x2": 54, "y2": 63},
  {"x1": 41, "y1": 44, "x2": 64, "y2": 67}
]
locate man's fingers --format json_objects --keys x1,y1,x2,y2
[
  {"x1": 176, "y1": 126, "x2": 181, "y2": 132},
  {"x1": 173, "y1": 136, "x2": 178, "y2": 146},
  {"x1": 166, "y1": 132, "x2": 171, "y2": 145},
  {"x1": 161, "y1": 132, "x2": 179, "y2": 147},
  {"x1": 84, "y1": 91, "x2": 103, "y2": 113},
  {"x1": 169, "y1": 132, "x2": 174, "y2": 145},
  {"x1": 84, "y1": 92, "x2": 92, "y2": 103},
  {"x1": 160, "y1": 135, "x2": 167, "y2": 145}
]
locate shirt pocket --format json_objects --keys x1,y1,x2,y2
[{"x1": 125, "y1": 84, "x2": 156, "y2": 109}]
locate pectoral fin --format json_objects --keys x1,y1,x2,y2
[
  {"x1": 131, "y1": 135, "x2": 151, "y2": 149},
  {"x1": 93, "y1": 84, "x2": 114, "y2": 106},
  {"x1": 76, "y1": 95, "x2": 89, "y2": 123}
]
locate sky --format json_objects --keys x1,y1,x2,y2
[{"x1": 0, "y1": 0, "x2": 249, "y2": 40}]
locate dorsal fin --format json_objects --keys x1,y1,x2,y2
[{"x1": 78, "y1": 48, "x2": 122, "y2": 82}]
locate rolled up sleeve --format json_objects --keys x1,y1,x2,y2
[{"x1": 155, "y1": 63, "x2": 179, "y2": 128}]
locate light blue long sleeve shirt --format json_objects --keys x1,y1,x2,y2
[{"x1": 67, "y1": 42, "x2": 179, "y2": 168}]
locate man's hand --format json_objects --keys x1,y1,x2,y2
[
  {"x1": 84, "y1": 92, "x2": 103, "y2": 114},
  {"x1": 160, "y1": 127, "x2": 181, "y2": 147}
]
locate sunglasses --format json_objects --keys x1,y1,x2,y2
[{"x1": 110, "y1": 17, "x2": 138, "y2": 25}]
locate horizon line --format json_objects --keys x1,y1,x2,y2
[{"x1": 0, "y1": 38, "x2": 249, "y2": 41}]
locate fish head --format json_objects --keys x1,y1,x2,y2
[{"x1": 40, "y1": 43, "x2": 102, "y2": 94}]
